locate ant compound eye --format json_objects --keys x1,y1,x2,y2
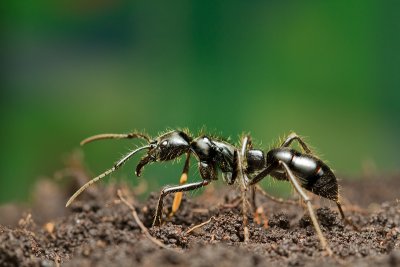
[{"x1": 161, "y1": 140, "x2": 168, "y2": 147}]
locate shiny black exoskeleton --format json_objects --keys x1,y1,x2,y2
[
  {"x1": 245, "y1": 147, "x2": 338, "y2": 201},
  {"x1": 68, "y1": 130, "x2": 343, "y2": 218},
  {"x1": 67, "y1": 129, "x2": 354, "y2": 254},
  {"x1": 267, "y1": 148, "x2": 338, "y2": 200},
  {"x1": 66, "y1": 129, "x2": 245, "y2": 225},
  {"x1": 134, "y1": 131, "x2": 238, "y2": 184}
]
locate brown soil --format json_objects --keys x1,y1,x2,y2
[{"x1": 0, "y1": 172, "x2": 399, "y2": 267}]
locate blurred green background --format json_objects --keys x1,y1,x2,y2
[{"x1": 1, "y1": 1, "x2": 399, "y2": 203}]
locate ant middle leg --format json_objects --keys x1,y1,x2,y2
[
  {"x1": 242, "y1": 134, "x2": 257, "y2": 211},
  {"x1": 238, "y1": 135, "x2": 252, "y2": 242},
  {"x1": 280, "y1": 162, "x2": 333, "y2": 255},
  {"x1": 169, "y1": 152, "x2": 191, "y2": 217},
  {"x1": 153, "y1": 180, "x2": 211, "y2": 227}
]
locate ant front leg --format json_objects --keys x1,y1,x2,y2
[
  {"x1": 280, "y1": 162, "x2": 333, "y2": 256},
  {"x1": 169, "y1": 152, "x2": 191, "y2": 217},
  {"x1": 153, "y1": 180, "x2": 211, "y2": 227},
  {"x1": 281, "y1": 132, "x2": 312, "y2": 154}
]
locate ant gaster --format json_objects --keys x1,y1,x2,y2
[{"x1": 66, "y1": 130, "x2": 356, "y2": 256}]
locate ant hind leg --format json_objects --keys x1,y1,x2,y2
[
  {"x1": 280, "y1": 161, "x2": 333, "y2": 256},
  {"x1": 280, "y1": 132, "x2": 312, "y2": 154},
  {"x1": 336, "y1": 201, "x2": 359, "y2": 231}
]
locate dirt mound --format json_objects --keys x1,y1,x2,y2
[{"x1": 0, "y1": 175, "x2": 399, "y2": 267}]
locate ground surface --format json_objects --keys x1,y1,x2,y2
[{"x1": 0, "y1": 172, "x2": 399, "y2": 267}]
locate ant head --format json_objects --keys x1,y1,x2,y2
[{"x1": 135, "y1": 130, "x2": 192, "y2": 176}]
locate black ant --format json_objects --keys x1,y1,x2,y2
[{"x1": 66, "y1": 130, "x2": 356, "y2": 255}]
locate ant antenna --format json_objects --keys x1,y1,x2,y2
[
  {"x1": 66, "y1": 145, "x2": 151, "y2": 207},
  {"x1": 80, "y1": 133, "x2": 151, "y2": 146}
]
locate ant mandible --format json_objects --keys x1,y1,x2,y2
[{"x1": 66, "y1": 129, "x2": 355, "y2": 256}]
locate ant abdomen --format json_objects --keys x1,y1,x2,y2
[{"x1": 267, "y1": 148, "x2": 338, "y2": 201}]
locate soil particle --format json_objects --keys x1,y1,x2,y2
[
  {"x1": 299, "y1": 208, "x2": 344, "y2": 230},
  {"x1": 269, "y1": 213, "x2": 291, "y2": 229},
  {"x1": 0, "y1": 175, "x2": 400, "y2": 267}
]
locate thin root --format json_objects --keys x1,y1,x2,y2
[
  {"x1": 220, "y1": 196, "x2": 242, "y2": 209},
  {"x1": 185, "y1": 217, "x2": 214, "y2": 235},
  {"x1": 255, "y1": 185, "x2": 299, "y2": 205},
  {"x1": 117, "y1": 190, "x2": 180, "y2": 252}
]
